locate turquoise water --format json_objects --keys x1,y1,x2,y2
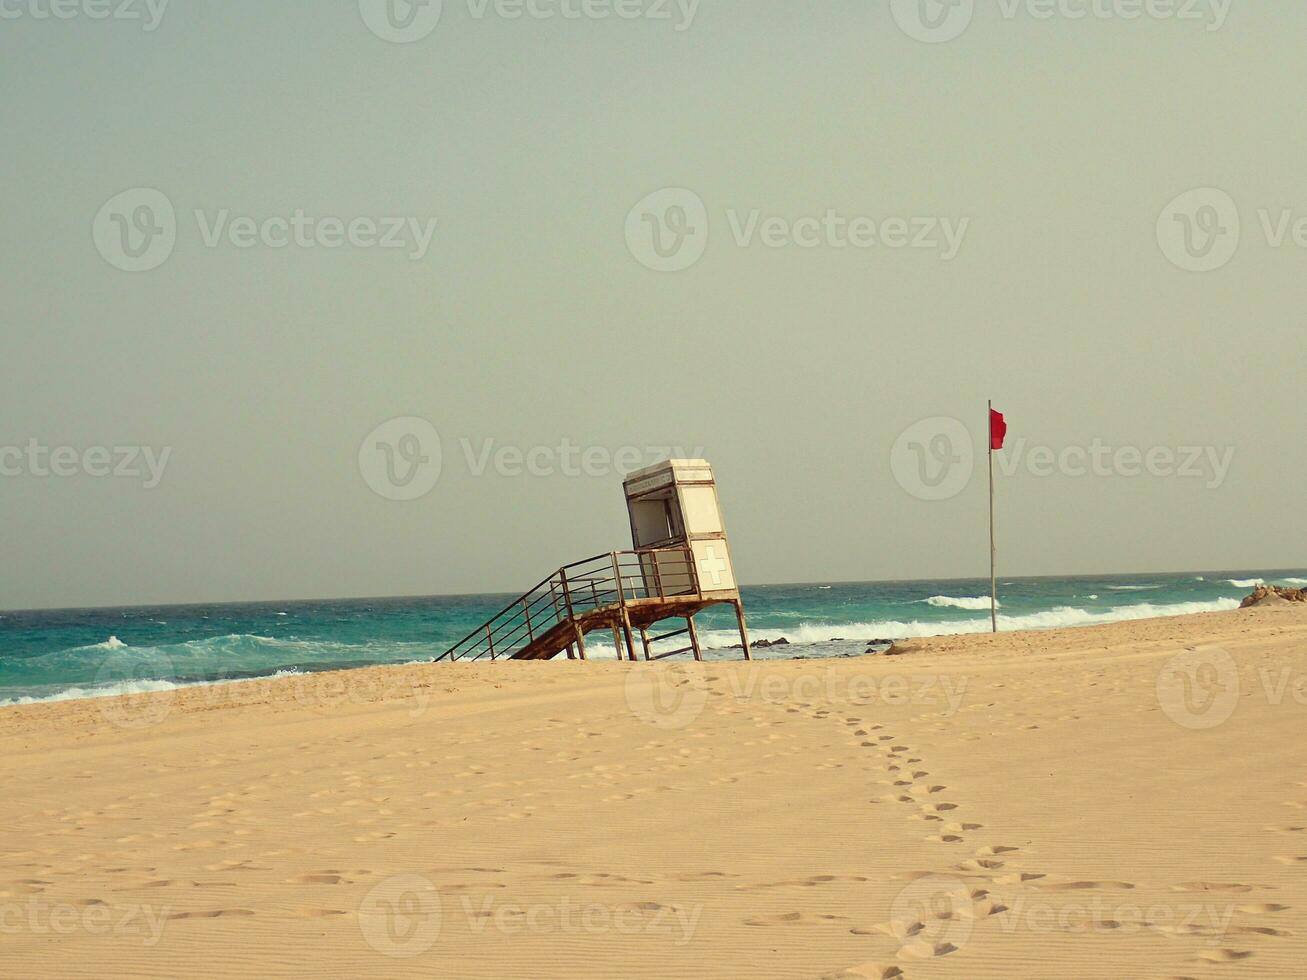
[{"x1": 2, "y1": 569, "x2": 1303, "y2": 705}]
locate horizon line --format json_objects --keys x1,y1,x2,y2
[{"x1": 3, "y1": 565, "x2": 1301, "y2": 616}]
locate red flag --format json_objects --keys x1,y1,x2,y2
[{"x1": 990, "y1": 409, "x2": 1007, "y2": 451}]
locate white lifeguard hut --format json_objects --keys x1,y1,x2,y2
[
  {"x1": 621, "y1": 458, "x2": 750, "y2": 660},
  {"x1": 440, "y1": 458, "x2": 751, "y2": 663},
  {"x1": 624, "y1": 458, "x2": 736, "y2": 590}
]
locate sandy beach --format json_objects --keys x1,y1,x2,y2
[{"x1": 4, "y1": 603, "x2": 1307, "y2": 978}]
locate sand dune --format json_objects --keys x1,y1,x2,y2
[{"x1": 2, "y1": 604, "x2": 1306, "y2": 978}]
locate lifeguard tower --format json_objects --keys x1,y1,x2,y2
[{"x1": 439, "y1": 459, "x2": 751, "y2": 663}]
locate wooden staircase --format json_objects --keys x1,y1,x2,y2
[{"x1": 438, "y1": 548, "x2": 751, "y2": 663}]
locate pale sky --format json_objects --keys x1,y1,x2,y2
[{"x1": 2, "y1": 1, "x2": 1304, "y2": 610}]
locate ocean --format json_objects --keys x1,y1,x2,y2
[{"x1": 2, "y1": 569, "x2": 1303, "y2": 707}]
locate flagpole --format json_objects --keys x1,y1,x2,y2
[{"x1": 988, "y1": 399, "x2": 998, "y2": 633}]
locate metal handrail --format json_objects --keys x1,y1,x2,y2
[{"x1": 439, "y1": 547, "x2": 700, "y2": 663}]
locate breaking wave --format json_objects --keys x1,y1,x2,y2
[
  {"x1": 684, "y1": 598, "x2": 1242, "y2": 652},
  {"x1": 922, "y1": 596, "x2": 998, "y2": 611},
  {"x1": 0, "y1": 634, "x2": 434, "y2": 707}
]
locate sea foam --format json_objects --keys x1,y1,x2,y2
[
  {"x1": 923, "y1": 595, "x2": 998, "y2": 610},
  {"x1": 688, "y1": 598, "x2": 1242, "y2": 651}
]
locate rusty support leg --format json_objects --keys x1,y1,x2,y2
[
  {"x1": 619, "y1": 608, "x2": 638, "y2": 662},
  {"x1": 611, "y1": 621, "x2": 625, "y2": 663},
  {"x1": 686, "y1": 614, "x2": 703, "y2": 662},
  {"x1": 638, "y1": 627, "x2": 652, "y2": 661},
  {"x1": 733, "y1": 600, "x2": 752, "y2": 661},
  {"x1": 573, "y1": 624, "x2": 587, "y2": 661},
  {"x1": 565, "y1": 643, "x2": 576, "y2": 660}
]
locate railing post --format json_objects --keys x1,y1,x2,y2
[
  {"x1": 560, "y1": 567, "x2": 587, "y2": 661},
  {"x1": 611, "y1": 552, "x2": 625, "y2": 607},
  {"x1": 560, "y1": 568, "x2": 575, "y2": 622},
  {"x1": 485, "y1": 624, "x2": 496, "y2": 661},
  {"x1": 549, "y1": 577, "x2": 563, "y2": 628},
  {"x1": 523, "y1": 597, "x2": 534, "y2": 641}
]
